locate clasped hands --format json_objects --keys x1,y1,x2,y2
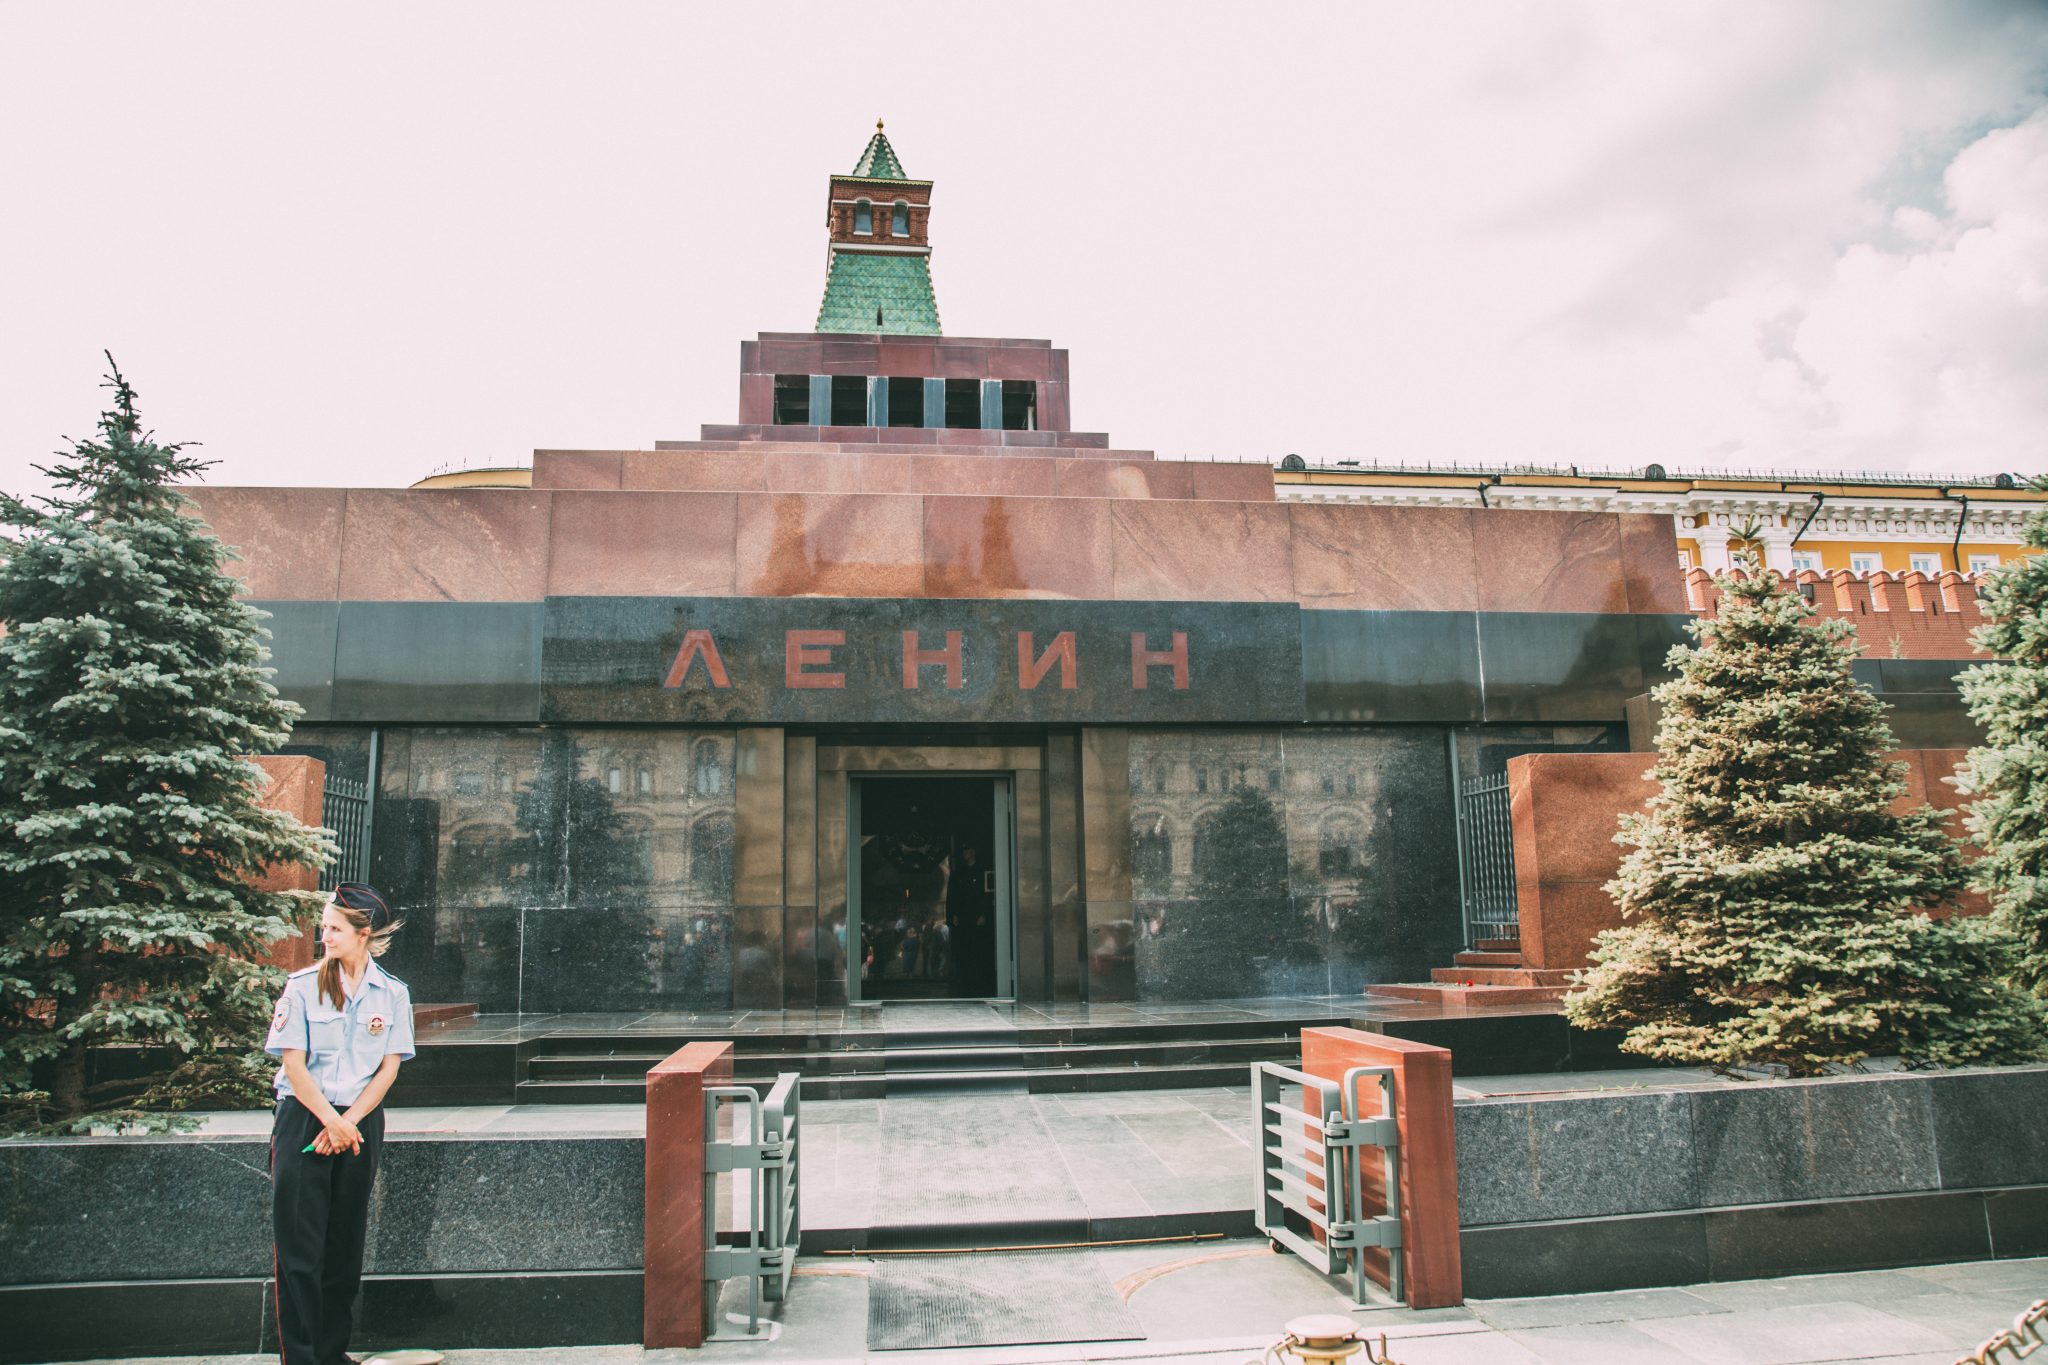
[{"x1": 312, "y1": 1116, "x2": 364, "y2": 1156}]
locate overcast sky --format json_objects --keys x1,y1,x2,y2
[{"x1": 2, "y1": 1, "x2": 2045, "y2": 501}]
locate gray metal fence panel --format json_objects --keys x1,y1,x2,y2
[
  {"x1": 1252, "y1": 1061, "x2": 1404, "y2": 1306},
  {"x1": 703, "y1": 1073, "x2": 801, "y2": 1335},
  {"x1": 1456, "y1": 771, "x2": 1518, "y2": 947},
  {"x1": 319, "y1": 774, "x2": 371, "y2": 892}
]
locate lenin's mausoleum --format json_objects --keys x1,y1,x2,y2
[{"x1": 187, "y1": 126, "x2": 2039, "y2": 1023}]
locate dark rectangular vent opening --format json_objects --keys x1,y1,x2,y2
[
  {"x1": 1001, "y1": 380, "x2": 1037, "y2": 431},
  {"x1": 887, "y1": 377, "x2": 924, "y2": 428},
  {"x1": 830, "y1": 375, "x2": 869, "y2": 427},
  {"x1": 943, "y1": 377, "x2": 980, "y2": 429},
  {"x1": 772, "y1": 374, "x2": 811, "y2": 425}
]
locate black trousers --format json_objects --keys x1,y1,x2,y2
[{"x1": 270, "y1": 1095, "x2": 385, "y2": 1365}]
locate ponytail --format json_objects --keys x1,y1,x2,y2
[{"x1": 318, "y1": 883, "x2": 403, "y2": 1010}]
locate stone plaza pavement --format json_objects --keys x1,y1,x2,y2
[
  {"x1": 185, "y1": 1067, "x2": 1747, "y2": 1242},
  {"x1": 148, "y1": 1084, "x2": 2040, "y2": 1364},
  {"x1": 63, "y1": 1254, "x2": 2048, "y2": 1364}
]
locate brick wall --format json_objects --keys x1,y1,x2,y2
[{"x1": 1685, "y1": 567, "x2": 1987, "y2": 660}]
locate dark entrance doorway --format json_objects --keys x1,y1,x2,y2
[{"x1": 853, "y1": 775, "x2": 1010, "y2": 1000}]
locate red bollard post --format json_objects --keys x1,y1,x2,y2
[
  {"x1": 644, "y1": 1040, "x2": 734, "y2": 1348},
  {"x1": 1300, "y1": 1027, "x2": 1463, "y2": 1308}
]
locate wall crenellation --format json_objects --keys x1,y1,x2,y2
[{"x1": 1685, "y1": 567, "x2": 1989, "y2": 659}]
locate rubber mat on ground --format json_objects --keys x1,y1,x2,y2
[{"x1": 866, "y1": 1250, "x2": 1144, "y2": 1351}]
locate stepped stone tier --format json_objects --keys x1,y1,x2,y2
[{"x1": 183, "y1": 128, "x2": 1995, "y2": 1014}]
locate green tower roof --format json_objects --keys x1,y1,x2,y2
[
  {"x1": 816, "y1": 251, "x2": 941, "y2": 335},
  {"x1": 852, "y1": 122, "x2": 907, "y2": 180}
]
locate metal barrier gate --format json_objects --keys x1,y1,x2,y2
[
  {"x1": 1452, "y1": 767, "x2": 1519, "y2": 948},
  {"x1": 703, "y1": 1072, "x2": 801, "y2": 1333},
  {"x1": 1253, "y1": 1061, "x2": 1405, "y2": 1305}
]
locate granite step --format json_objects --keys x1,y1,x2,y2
[
  {"x1": 1430, "y1": 966, "x2": 1573, "y2": 987},
  {"x1": 1473, "y1": 937, "x2": 1521, "y2": 953},
  {"x1": 522, "y1": 1036, "x2": 1298, "y2": 1084},
  {"x1": 512, "y1": 1060, "x2": 1265, "y2": 1104},
  {"x1": 1452, "y1": 951, "x2": 1524, "y2": 968},
  {"x1": 1370, "y1": 983, "x2": 1568, "y2": 1007}
]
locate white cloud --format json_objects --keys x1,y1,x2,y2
[{"x1": 0, "y1": 1, "x2": 2042, "y2": 492}]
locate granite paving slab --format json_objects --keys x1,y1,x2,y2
[
  {"x1": 1631, "y1": 1301, "x2": 1961, "y2": 1365},
  {"x1": 869, "y1": 1093, "x2": 1086, "y2": 1233},
  {"x1": 1468, "y1": 1286, "x2": 1726, "y2": 1330},
  {"x1": 866, "y1": 1250, "x2": 1141, "y2": 1350},
  {"x1": 1500, "y1": 1319, "x2": 1718, "y2": 1363}
]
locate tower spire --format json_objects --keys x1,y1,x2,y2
[
  {"x1": 817, "y1": 123, "x2": 940, "y2": 335},
  {"x1": 851, "y1": 119, "x2": 907, "y2": 180}
]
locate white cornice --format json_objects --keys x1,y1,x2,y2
[{"x1": 1273, "y1": 483, "x2": 2034, "y2": 542}]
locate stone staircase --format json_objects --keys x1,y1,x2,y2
[
  {"x1": 1368, "y1": 939, "x2": 1574, "y2": 1007},
  {"x1": 509, "y1": 1013, "x2": 1337, "y2": 1103}
]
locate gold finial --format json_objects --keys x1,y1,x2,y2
[{"x1": 876, "y1": 118, "x2": 885, "y2": 132}]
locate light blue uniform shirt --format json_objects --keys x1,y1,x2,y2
[{"x1": 265, "y1": 959, "x2": 416, "y2": 1107}]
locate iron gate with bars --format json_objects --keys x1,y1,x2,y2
[
  {"x1": 319, "y1": 773, "x2": 371, "y2": 891},
  {"x1": 1454, "y1": 770, "x2": 1518, "y2": 948}
]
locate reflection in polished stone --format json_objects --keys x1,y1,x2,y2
[
  {"x1": 1128, "y1": 728, "x2": 1470, "y2": 997},
  {"x1": 276, "y1": 724, "x2": 373, "y2": 786},
  {"x1": 368, "y1": 725, "x2": 738, "y2": 1010}
]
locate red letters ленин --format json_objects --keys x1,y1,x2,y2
[
  {"x1": 901, "y1": 630, "x2": 964, "y2": 689},
  {"x1": 786, "y1": 630, "x2": 846, "y2": 689},
  {"x1": 662, "y1": 629, "x2": 732, "y2": 690},
  {"x1": 1130, "y1": 631, "x2": 1189, "y2": 690},
  {"x1": 1018, "y1": 631, "x2": 1078, "y2": 690}
]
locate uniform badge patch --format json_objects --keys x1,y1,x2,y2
[
  {"x1": 272, "y1": 999, "x2": 291, "y2": 1032},
  {"x1": 367, "y1": 1015, "x2": 387, "y2": 1036}
]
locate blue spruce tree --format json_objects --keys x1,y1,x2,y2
[{"x1": 0, "y1": 362, "x2": 329, "y2": 1127}]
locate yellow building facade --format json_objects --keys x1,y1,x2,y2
[{"x1": 1273, "y1": 463, "x2": 2045, "y2": 577}]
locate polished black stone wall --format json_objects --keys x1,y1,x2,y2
[
  {"x1": 288, "y1": 724, "x2": 738, "y2": 1012},
  {"x1": 1298, "y1": 610, "x2": 1695, "y2": 723},
  {"x1": 255, "y1": 597, "x2": 1976, "y2": 737},
  {"x1": 1127, "y1": 727, "x2": 1466, "y2": 999}
]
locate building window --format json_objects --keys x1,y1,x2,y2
[
  {"x1": 1909, "y1": 553, "x2": 1939, "y2": 577},
  {"x1": 1133, "y1": 827, "x2": 1171, "y2": 889},
  {"x1": 1195, "y1": 769, "x2": 1207, "y2": 793},
  {"x1": 1969, "y1": 553, "x2": 1999, "y2": 574},
  {"x1": 773, "y1": 373, "x2": 810, "y2": 425},
  {"x1": 694, "y1": 740, "x2": 726, "y2": 796},
  {"x1": 886, "y1": 376, "x2": 923, "y2": 428},
  {"x1": 1791, "y1": 551, "x2": 1820, "y2": 573},
  {"x1": 891, "y1": 200, "x2": 909, "y2": 237},
  {"x1": 829, "y1": 375, "x2": 868, "y2": 426},
  {"x1": 1000, "y1": 380, "x2": 1037, "y2": 431},
  {"x1": 689, "y1": 814, "x2": 733, "y2": 899},
  {"x1": 1268, "y1": 768, "x2": 1282, "y2": 790},
  {"x1": 853, "y1": 199, "x2": 872, "y2": 234},
  {"x1": 639, "y1": 770, "x2": 653, "y2": 795},
  {"x1": 942, "y1": 377, "x2": 980, "y2": 429},
  {"x1": 1851, "y1": 553, "x2": 1882, "y2": 577},
  {"x1": 607, "y1": 767, "x2": 622, "y2": 795}
]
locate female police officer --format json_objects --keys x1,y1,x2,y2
[{"x1": 264, "y1": 882, "x2": 413, "y2": 1365}]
